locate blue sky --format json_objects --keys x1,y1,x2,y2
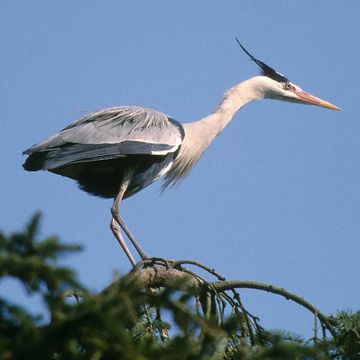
[{"x1": 1, "y1": 1, "x2": 359, "y2": 337}]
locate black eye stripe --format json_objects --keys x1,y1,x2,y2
[{"x1": 235, "y1": 38, "x2": 290, "y2": 83}]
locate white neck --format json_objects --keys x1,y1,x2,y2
[
  {"x1": 163, "y1": 76, "x2": 269, "y2": 188},
  {"x1": 184, "y1": 76, "x2": 267, "y2": 144}
]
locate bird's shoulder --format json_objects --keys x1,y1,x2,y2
[
  {"x1": 64, "y1": 106, "x2": 177, "y2": 130},
  {"x1": 60, "y1": 105, "x2": 184, "y2": 146}
]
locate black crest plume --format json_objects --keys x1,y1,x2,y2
[{"x1": 235, "y1": 37, "x2": 289, "y2": 83}]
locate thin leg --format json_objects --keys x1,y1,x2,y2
[
  {"x1": 111, "y1": 178, "x2": 148, "y2": 263},
  {"x1": 110, "y1": 218, "x2": 136, "y2": 266},
  {"x1": 117, "y1": 215, "x2": 148, "y2": 260}
]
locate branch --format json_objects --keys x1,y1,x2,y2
[
  {"x1": 213, "y1": 280, "x2": 336, "y2": 337},
  {"x1": 115, "y1": 266, "x2": 335, "y2": 337},
  {"x1": 129, "y1": 266, "x2": 202, "y2": 290}
]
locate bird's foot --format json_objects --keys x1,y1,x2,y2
[{"x1": 134, "y1": 257, "x2": 177, "y2": 271}]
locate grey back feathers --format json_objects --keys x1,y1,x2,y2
[
  {"x1": 23, "y1": 106, "x2": 186, "y2": 198},
  {"x1": 60, "y1": 106, "x2": 183, "y2": 147},
  {"x1": 24, "y1": 106, "x2": 184, "y2": 170}
]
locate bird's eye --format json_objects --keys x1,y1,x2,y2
[{"x1": 283, "y1": 82, "x2": 292, "y2": 90}]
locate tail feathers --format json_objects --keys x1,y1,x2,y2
[{"x1": 22, "y1": 151, "x2": 49, "y2": 171}]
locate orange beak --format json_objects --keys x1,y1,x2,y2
[{"x1": 295, "y1": 90, "x2": 341, "y2": 111}]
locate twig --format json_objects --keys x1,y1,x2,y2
[{"x1": 213, "y1": 280, "x2": 335, "y2": 337}]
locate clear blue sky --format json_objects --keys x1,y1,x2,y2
[{"x1": 1, "y1": 1, "x2": 359, "y2": 337}]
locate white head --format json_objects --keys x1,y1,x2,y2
[
  {"x1": 237, "y1": 39, "x2": 341, "y2": 111},
  {"x1": 259, "y1": 76, "x2": 341, "y2": 110}
]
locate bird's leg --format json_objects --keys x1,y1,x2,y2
[
  {"x1": 110, "y1": 179, "x2": 138, "y2": 266},
  {"x1": 117, "y1": 216, "x2": 148, "y2": 260},
  {"x1": 111, "y1": 178, "x2": 148, "y2": 262},
  {"x1": 110, "y1": 218, "x2": 136, "y2": 266}
]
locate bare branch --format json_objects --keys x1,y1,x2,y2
[
  {"x1": 115, "y1": 266, "x2": 335, "y2": 337},
  {"x1": 212, "y1": 280, "x2": 336, "y2": 338}
]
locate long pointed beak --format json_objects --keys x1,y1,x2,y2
[{"x1": 295, "y1": 90, "x2": 341, "y2": 111}]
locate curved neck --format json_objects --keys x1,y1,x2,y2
[
  {"x1": 163, "y1": 77, "x2": 267, "y2": 187},
  {"x1": 185, "y1": 77, "x2": 265, "y2": 141},
  {"x1": 217, "y1": 77, "x2": 265, "y2": 116}
]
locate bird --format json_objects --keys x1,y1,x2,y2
[{"x1": 23, "y1": 39, "x2": 340, "y2": 266}]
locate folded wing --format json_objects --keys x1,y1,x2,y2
[{"x1": 23, "y1": 106, "x2": 184, "y2": 171}]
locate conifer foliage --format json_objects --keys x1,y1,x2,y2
[{"x1": 0, "y1": 214, "x2": 359, "y2": 359}]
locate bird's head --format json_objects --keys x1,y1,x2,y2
[{"x1": 236, "y1": 38, "x2": 341, "y2": 111}]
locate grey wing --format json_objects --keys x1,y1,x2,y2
[{"x1": 23, "y1": 106, "x2": 184, "y2": 170}]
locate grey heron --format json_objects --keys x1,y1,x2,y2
[{"x1": 23, "y1": 40, "x2": 340, "y2": 266}]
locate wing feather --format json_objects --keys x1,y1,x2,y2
[
  {"x1": 41, "y1": 142, "x2": 176, "y2": 169},
  {"x1": 23, "y1": 106, "x2": 184, "y2": 171}
]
